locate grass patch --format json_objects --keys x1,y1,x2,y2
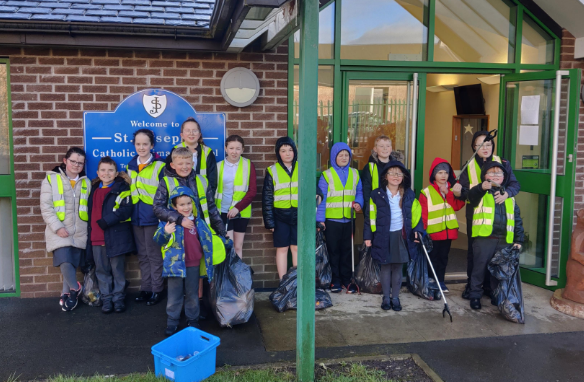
[{"x1": 40, "y1": 362, "x2": 398, "y2": 382}]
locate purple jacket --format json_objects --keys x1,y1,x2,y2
[{"x1": 317, "y1": 142, "x2": 363, "y2": 223}]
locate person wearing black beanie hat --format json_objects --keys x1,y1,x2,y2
[{"x1": 452, "y1": 131, "x2": 520, "y2": 299}]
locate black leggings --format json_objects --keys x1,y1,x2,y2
[{"x1": 380, "y1": 263, "x2": 403, "y2": 300}]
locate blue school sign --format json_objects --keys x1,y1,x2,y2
[{"x1": 84, "y1": 89, "x2": 225, "y2": 177}]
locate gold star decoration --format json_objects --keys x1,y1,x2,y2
[{"x1": 464, "y1": 124, "x2": 474, "y2": 135}]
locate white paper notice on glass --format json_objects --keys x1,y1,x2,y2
[
  {"x1": 521, "y1": 95, "x2": 540, "y2": 125},
  {"x1": 519, "y1": 125, "x2": 539, "y2": 146}
]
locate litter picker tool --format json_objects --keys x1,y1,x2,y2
[
  {"x1": 346, "y1": 202, "x2": 360, "y2": 295},
  {"x1": 420, "y1": 236, "x2": 452, "y2": 322},
  {"x1": 456, "y1": 129, "x2": 498, "y2": 181}
]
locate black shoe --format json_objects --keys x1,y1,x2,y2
[
  {"x1": 60, "y1": 293, "x2": 70, "y2": 311},
  {"x1": 391, "y1": 298, "x2": 402, "y2": 311},
  {"x1": 64, "y1": 282, "x2": 82, "y2": 311},
  {"x1": 199, "y1": 299, "x2": 208, "y2": 321},
  {"x1": 165, "y1": 325, "x2": 178, "y2": 337},
  {"x1": 491, "y1": 295, "x2": 498, "y2": 306},
  {"x1": 135, "y1": 291, "x2": 152, "y2": 303},
  {"x1": 102, "y1": 300, "x2": 114, "y2": 314},
  {"x1": 470, "y1": 298, "x2": 481, "y2": 310},
  {"x1": 381, "y1": 298, "x2": 391, "y2": 310},
  {"x1": 146, "y1": 292, "x2": 164, "y2": 306},
  {"x1": 330, "y1": 284, "x2": 342, "y2": 293},
  {"x1": 114, "y1": 301, "x2": 126, "y2": 313},
  {"x1": 462, "y1": 283, "x2": 471, "y2": 300},
  {"x1": 187, "y1": 320, "x2": 200, "y2": 329}
]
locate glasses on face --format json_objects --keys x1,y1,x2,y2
[
  {"x1": 387, "y1": 172, "x2": 404, "y2": 178},
  {"x1": 475, "y1": 143, "x2": 492, "y2": 149},
  {"x1": 487, "y1": 172, "x2": 504, "y2": 177},
  {"x1": 183, "y1": 130, "x2": 200, "y2": 135},
  {"x1": 68, "y1": 159, "x2": 85, "y2": 167}
]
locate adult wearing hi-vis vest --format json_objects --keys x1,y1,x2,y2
[
  {"x1": 262, "y1": 137, "x2": 324, "y2": 279},
  {"x1": 127, "y1": 129, "x2": 166, "y2": 306},
  {"x1": 363, "y1": 161, "x2": 426, "y2": 311},
  {"x1": 40, "y1": 147, "x2": 90, "y2": 312},
  {"x1": 466, "y1": 161, "x2": 524, "y2": 310},
  {"x1": 452, "y1": 131, "x2": 520, "y2": 300},
  {"x1": 164, "y1": 117, "x2": 218, "y2": 195},
  {"x1": 419, "y1": 158, "x2": 465, "y2": 294},
  {"x1": 316, "y1": 142, "x2": 363, "y2": 293},
  {"x1": 216, "y1": 135, "x2": 257, "y2": 259}
]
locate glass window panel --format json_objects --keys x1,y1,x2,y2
[
  {"x1": 0, "y1": 64, "x2": 9, "y2": 174},
  {"x1": 434, "y1": 0, "x2": 515, "y2": 63},
  {"x1": 347, "y1": 80, "x2": 412, "y2": 170},
  {"x1": 293, "y1": 65, "x2": 334, "y2": 172},
  {"x1": 504, "y1": 79, "x2": 555, "y2": 171},
  {"x1": 340, "y1": 0, "x2": 428, "y2": 61},
  {"x1": 294, "y1": 2, "x2": 335, "y2": 60},
  {"x1": 0, "y1": 198, "x2": 15, "y2": 292},
  {"x1": 521, "y1": 13, "x2": 555, "y2": 65}
]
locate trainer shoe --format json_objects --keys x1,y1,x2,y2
[
  {"x1": 391, "y1": 298, "x2": 402, "y2": 312},
  {"x1": 330, "y1": 284, "x2": 342, "y2": 293},
  {"x1": 135, "y1": 291, "x2": 152, "y2": 303},
  {"x1": 346, "y1": 284, "x2": 358, "y2": 294},
  {"x1": 439, "y1": 282, "x2": 449, "y2": 294},
  {"x1": 381, "y1": 297, "x2": 391, "y2": 311},
  {"x1": 64, "y1": 282, "x2": 82, "y2": 311},
  {"x1": 101, "y1": 300, "x2": 114, "y2": 314},
  {"x1": 461, "y1": 283, "x2": 471, "y2": 300},
  {"x1": 470, "y1": 298, "x2": 482, "y2": 310},
  {"x1": 60, "y1": 293, "x2": 69, "y2": 311},
  {"x1": 114, "y1": 301, "x2": 126, "y2": 313},
  {"x1": 187, "y1": 320, "x2": 200, "y2": 329},
  {"x1": 165, "y1": 325, "x2": 178, "y2": 337}
]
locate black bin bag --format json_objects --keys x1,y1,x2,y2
[
  {"x1": 209, "y1": 248, "x2": 255, "y2": 327},
  {"x1": 355, "y1": 244, "x2": 382, "y2": 294},
  {"x1": 315, "y1": 231, "x2": 332, "y2": 289},
  {"x1": 269, "y1": 267, "x2": 333, "y2": 313},
  {"x1": 488, "y1": 247, "x2": 525, "y2": 324},
  {"x1": 406, "y1": 240, "x2": 441, "y2": 301}
]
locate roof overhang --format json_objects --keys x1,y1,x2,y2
[{"x1": 530, "y1": 0, "x2": 584, "y2": 58}]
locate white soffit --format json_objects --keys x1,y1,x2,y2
[{"x1": 532, "y1": 0, "x2": 584, "y2": 58}]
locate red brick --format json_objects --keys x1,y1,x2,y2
[
  {"x1": 122, "y1": 77, "x2": 146, "y2": 85},
  {"x1": 177, "y1": 61, "x2": 200, "y2": 68},
  {"x1": 11, "y1": 84, "x2": 24, "y2": 92},
  {"x1": 57, "y1": 119, "x2": 82, "y2": 128},
  {"x1": 52, "y1": 48, "x2": 79, "y2": 57},
  {"x1": 201, "y1": 79, "x2": 221, "y2": 87},
  {"x1": 67, "y1": 76, "x2": 93, "y2": 84},
  {"x1": 149, "y1": 60, "x2": 174, "y2": 68},
  {"x1": 40, "y1": 75, "x2": 65, "y2": 83},
  {"x1": 13, "y1": 93, "x2": 38, "y2": 101},
  {"x1": 163, "y1": 69, "x2": 188, "y2": 77},
  {"x1": 95, "y1": 58, "x2": 120, "y2": 67},
  {"x1": 26, "y1": 66, "x2": 52, "y2": 74},
  {"x1": 190, "y1": 69, "x2": 214, "y2": 78},
  {"x1": 109, "y1": 86, "x2": 135, "y2": 94},
  {"x1": 28, "y1": 103, "x2": 54, "y2": 111},
  {"x1": 24, "y1": 47, "x2": 50, "y2": 56},
  {"x1": 228, "y1": 62, "x2": 251, "y2": 69},
  {"x1": 67, "y1": 58, "x2": 92, "y2": 66},
  {"x1": 81, "y1": 67, "x2": 107, "y2": 75},
  {"x1": 80, "y1": 48, "x2": 107, "y2": 57},
  {"x1": 55, "y1": 85, "x2": 80, "y2": 92},
  {"x1": 54, "y1": 66, "x2": 80, "y2": 75},
  {"x1": 151, "y1": 77, "x2": 174, "y2": 86},
  {"x1": 122, "y1": 59, "x2": 147, "y2": 67},
  {"x1": 134, "y1": 50, "x2": 160, "y2": 59},
  {"x1": 83, "y1": 103, "x2": 109, "y2": 110},
  {"x1": 108, "y1": 50, "x2": 134, "y2": 58},
  {"x1": 202, "y1": 61, "x2": 226, "y2": 69},
  {"x1": 0, "y1": 46, "x2": 22, "y2": 55},
  {"x1": 41, "y1": 129, "x2": 67, "y2": 136},
  {"x1": 68, "y1": 93, "x2": 93, "y2": 102},
  {"x1": 240, "y1": 53, "x2": 264, "y2": 62},
  {"x1": 161, "y1": 51, "x2": 187, "y2": 59},
  {"x1": 13, "y1": 110, "x2": 39, "y2": 119},
  {"x1": 55, "y1": 102, "x2": 81, "y2": 110},
  {"x1": 82, "y1": 85, "x2": 108, "y2": 93},
  {"x1": 40, "y1": 111, "x2": 67, "y2": 119},
  {"x1": 12, "y1": 75, "x2": 37, "y2": 83},
  {"x1": 95, "y1": 76, "x2": 120, "y2": 84},
  {"x1": 11, "y1": 57, "x2": 37, "y2": 65},
  {"x1": 96, "y1": 94, "x2": 121, "y2": 102}
]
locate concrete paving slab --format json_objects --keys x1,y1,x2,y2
[{"x1": 254, "y1": 283, "x2": 584, "y2": 352}]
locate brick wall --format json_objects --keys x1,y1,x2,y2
[
  {"x1": 559, "y1": 30, "x2": 584, "y2": 223},
  {"x1": 4, "y1": 42, "x2": 288, "y2": 297}
]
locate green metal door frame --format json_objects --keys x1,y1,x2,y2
[
  {"x1": 0, "y1": 58, "x2": 19, "y2": 297},
  {"x1": 498, "y1": 69, "x2": 580, "y2": 289},
  {"x1": 340, "y1": 71, "x2": 427, "y2": 194}
]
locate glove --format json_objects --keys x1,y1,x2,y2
[
  {"x1": 97, "y1": 219, "x2": 108, "y2": 231},
  {"x1": 316, "y1": 222, "x2": 325, "y2": 230}
]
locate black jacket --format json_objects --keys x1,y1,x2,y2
[
  {"x1": 457, "y1": 131, "x2": 520, "y2": 219},
  {"x1": 164, "y1": 144, "x2": 218, "y2": 196},
  {"x1": 360, "y1": 152, "x2": 403, "y2": 219},
  {"x1": 86, "y1": 174, "x2": 136, "y2": 261},
  {"x1": 262, "y1": 136, "x2": 323, "y2": 229},
  {"x1": 152, "y1": 166, "x2": 226, "y2": 236},
  {"x1": 468, "y1": 161, "x2": 524, "y2": 244}
]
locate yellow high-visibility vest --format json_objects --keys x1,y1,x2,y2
[
  {"x1": 472, "y1": 194, "x2": 515, "y2": 243},
  {"x1": 174, "y1": 142, "x2": 212, "y2": 177},
  {"x1": 369, "y1": 196, "x2": 421, "y2": 232},
  {"x1": 421, "y1": 186, "x2": 458, "y2": 234},
  {"x1": 113, "y1": 190, "x2": 132, "y2": 222},
  {"x1": 369, "y1": 162, "x2": 379, "y2": 190},
  {"x1": 323, "y1": 167, "x2": 359, "y2": 219},
  {"x1": 468, "y1": 155, "x2": 502, "y2": 189},
  {"x1": 47, "y1": 173, "x2": 89, "y2": 221},
  {"x1": 267, "y1": 162, "x2": 298, "y2": 209},
  {"x1": 128, "y1": 160, "x2": 165, "y2": 205},
  {"x1": 215, "y1": 157, "x2": 252, "y2": 218}
]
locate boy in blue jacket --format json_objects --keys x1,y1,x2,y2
[
  {"x1": 154, "y1": 185, "x2": 226, "y2": 336},
  {"x1": 317, "y1": 143, "x2": 363, "y2": 293}
]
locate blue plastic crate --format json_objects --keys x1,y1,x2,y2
[{"x1": 151, "y1": 327, "x2": 221, "y2": 382}]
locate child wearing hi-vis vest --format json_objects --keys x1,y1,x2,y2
[
  {"x1": 419, "y1": 158, "x2": 465, "y2": 294},
  {"x1": 467, "y1": 161, "x2": 524, "y2": 310},
  {"x1": 153, "y1": 147, "x2": 228, "y2": 324},
  {"x1": 316, "y1": 143, "x2": 363, "y2": 293},
  {"x1": 363, "y1": 161, "x2": 426, "y2": 312}
]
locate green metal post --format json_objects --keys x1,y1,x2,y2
[{"x1": 297, "y1": 0, "x2": 318, "y2": 381}]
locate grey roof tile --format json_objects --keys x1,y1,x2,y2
[
  {"x1": 100, "y1": 16, "x2": 133, "y2": 23},
  {"x1": 85, "y1": 10, "x2": 118, "y2": 16},
  {"x1": 31, "y1": 13, "x2": 66, "y2": 20},
  {"x1": 68, "y1": 0, "x2": 94, "y2": 2},
  {"x1": 165, "y1": 19, "x2": 195, "y2": 26},
  {"x1": 0, "y1": 11, "x2": 29, "y2": 18},
  {"x1": 197, "y1": 0, "x2": 215, "y2": 3},
  {"x1": 118, "y1": 10, "x2": 149, "y2": 17},
  {"x1": 67, "y1": 15, "x2": 100, "y2": 22},
  {"x1": 71, "y1": 4, "x2": 103, "y2": 9},
  {"x1": 181, "y1": 13, "x2": 209, "y2": 21},
  {"x1": 52, "y1": 8, "x2": 85, "y2": 14},
  {"x1": 38, "y1": 2, "x2": 70, "y2": 8},
  {"x1": 104, "y1": 5, "x2": 134, "y2": 10},
  {"x1": 17, "y1": 6, "x2": 51, "y2": 13},
  {"x1": 4, "y1": 1, "x2": 39, "y2": 6},
  {"x1": 152, "y1": 1, "x2": 180, "y2": 6},
  {"x1": 0, "y1": 5, "x2": 17, "y2": 11},
  {"x1": 150, "y1": 11, "x2": 180, "y2": 19},
  {"x1": 92, "y1": 0, "x2": 121, "y2": 4},
  {"x1": 121, "y1": 0, "x2": 151, "y2": 5},
  {"x1": 196, "y1": 8, "x2": 212, "y2": 14},
  {"x1": 165, "y1": 7, "x2": 194, "y2": 13},
  {"x1": 134, "y1": 5, "x2": 163, "y2": 11},
  {"x1": 132, "y1": 17, "x2": 165, "y2": 24}
]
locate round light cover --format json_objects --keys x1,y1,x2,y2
[{"x1": 220, "y1": 67, "x2": 260, "y2": 107}]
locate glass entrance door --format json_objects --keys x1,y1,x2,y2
[
  {"x1": 341, "y1": 72, "x2": 424, "y2": 191},
  {"x1": 499, "y1": 69, "x2": 580, "y2": 289}
]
